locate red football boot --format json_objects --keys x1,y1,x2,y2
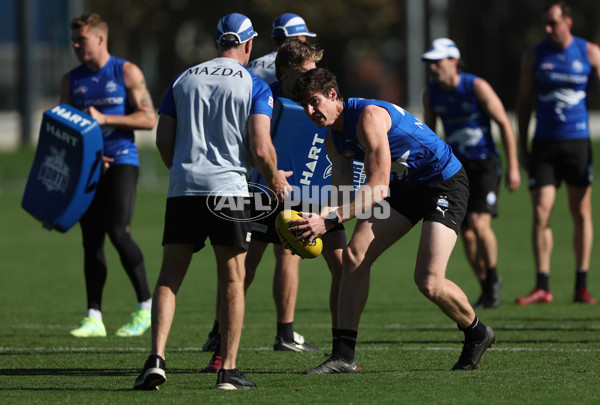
[{"x1": 515, "y1": 288, "x2": 553, "y2": 306}]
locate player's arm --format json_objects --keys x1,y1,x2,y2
[
  {"x1": 422, "y1": 89, "x2": 437, "y2": 132},
  {"x1": 155, "y1": 113, "x2": 176, "y2": 169},
  {"x1": 59, "y1": 73, "x2": 72, "y2": 104},
  {"x1": 85, "y1": 61, "x2": 157, "y2": 130},
  {"x1": 516, "y1": 49, "x2": 535, "y2": 172},
  {"x1": 318, "y1": 130, "x2": 354, "y2": 220},
  {"x1": 294, "y1": 106, "x2": 390, "y2": 239},
  {"x1": 587, "y1": 41, "x2": 600, "y2": 92},
  {"x1": 248, "y1": 113, "x2": 290, "y2": 201},
  {"x1": 344, "y1": 105, "x2": 392, "y2": 218},
  {"x1": 473, "y1": 77, "x2": 521, "y2": 191}
]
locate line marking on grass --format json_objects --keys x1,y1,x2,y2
[{"x1": 2, "y1": 346, "x2": 600, "y2": 354}]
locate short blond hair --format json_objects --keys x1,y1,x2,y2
[
  {"x1": 71, "y1": 13, "x2": 108, "y2": 37},
  {"x1": 275, "y1": 39, "x2": 324, "y2": 81}
]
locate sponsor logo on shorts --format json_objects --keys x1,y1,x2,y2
[
  {"x1": 250, "y1": 222, "x2": 268, "y2": 233},
  {"x1": 436, "y1": 195, "x2": 449, "y2": 217}
]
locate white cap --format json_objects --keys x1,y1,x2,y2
[{"x1": 421, "y1": 38, "x2": 461, "y2": 61}]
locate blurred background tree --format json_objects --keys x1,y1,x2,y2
[{"x1": 3, "y1": 0, "x2": 600, "y2": 145}]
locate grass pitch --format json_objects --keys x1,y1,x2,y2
[{"x1": 1, "y1": 144, "x2": 599, "y2": 404}]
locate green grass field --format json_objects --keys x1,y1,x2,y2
[{"x1": 1, "y1": 144, "x2": 599, "y2": 404}]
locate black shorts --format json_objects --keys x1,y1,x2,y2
[
  {"x1": 462, "y1": 157, "x2": 500, "y2": 216},
  {"x1": 162, "y1": 196, "x2": 252, "y2": 252},
  {"x1": 251, "y1": 193, "x2": 345, "y2": 244},
  {"x1": 385, "y1": 167, "x2": 469, "y2": 234},
  {"x1": 529, "y1": 138, "x2": 593, "y2": 189}
]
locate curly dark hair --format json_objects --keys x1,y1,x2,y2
[{"x1": 291, "y1": 68, "x2": 343, "y2": 106}]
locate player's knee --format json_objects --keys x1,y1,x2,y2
[
  {"x1": 471, "y1": 221, "x2": 490, "y2": 238},
  {"x1": 107, "y1": 224, "x2": 131, "y2": 246},
  {"x1": 569, "y1": 205, "x2": 591, "y2": 222},
  {"x1": 323, "y1": 250, "x2": 343, "y2": 278},
  {"x1": 414, "y1": 275, "x2": 442, "y2": 301},
  {"x1": 342, "y1": 244, "x2": 366, "y2": 273},
  {"x1": 533, "y1": 204, "x2": 552, "y2": 224}
]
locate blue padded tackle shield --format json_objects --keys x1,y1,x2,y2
[
  {"x1": 21, "y1": 104, "x2": 103, "y2": 232},
  {"x1": 250, "y1": 97, "x2": 365, "y2": 206}
]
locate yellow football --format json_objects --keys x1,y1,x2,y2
[{"x1": 275, "y1": 210, "x2": 323, "y2": 259}]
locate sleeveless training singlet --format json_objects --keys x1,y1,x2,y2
[
  {"x1": 69, "y1": 55, "x2": 138, "y2": 166},
  {"x1": 534, "y1": 36, "x2": 591, "y2": 140},
  {"x1": 331, "y1": 98, "x2": 462, "y2": 186},
  {"x1": 426, "y1": 73, "x2": 498, "y2": 161}
]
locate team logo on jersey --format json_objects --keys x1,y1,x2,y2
[
  {"x1": 73, "y1": 86, "x2": 87, "y2": 95},
  {"x1": 572, "y1": 60, "x2": 583, "y2": 73},
  {"x1": 268, "y1": 96, "x2": 274, "y2": 108},
  {"x1": 105, "y1": 80, "x2": 117, "y2": 93},
  {"x1": 37, "y1": 145, "x2": 70, "y2": 193}
]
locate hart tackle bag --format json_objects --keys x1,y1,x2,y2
[
  {"x1": 249, "y1": 97, "x2": 366, "y2": 206},
  {"x1": 21, "y1": 104, "x2": 103, "y2": 232}
]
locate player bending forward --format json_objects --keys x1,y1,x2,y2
[{"x1": 290, "y1": 68, "x2": 496, "y2": 373}]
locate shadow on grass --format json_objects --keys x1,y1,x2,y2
[{"x1": 0, "y1": 367, "x2": 201, "y2": 377}]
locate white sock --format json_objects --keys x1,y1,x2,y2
[
  {"x1": 87, "y1": 308, "x2": 102, "y2": 321},
  {"x1": 138, "y1": 299, "x2": 152, "y2": 312}
]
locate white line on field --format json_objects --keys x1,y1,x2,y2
[
  {"x1": 1, "y1": 346, "x2": 600, "y2": 353},
  {"x1": 11, "y1": 323, "x2": 600, "y2": 330}
]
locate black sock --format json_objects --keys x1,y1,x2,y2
[
  {"x1": 333, "y1": 329, "x2": 357, "y2": 362},
  {"x1": 331, "y1": 328, "x2": 339, "y2": 354},
  {"x1": 459, "y1": 317, "x2": 487, "y2": 343},
  {"x1": 479, "y1": 278, "x2": 487, "y2": 293},
  {"x1": 536, "y1": 272, "x2": 550, "y2": 291},
  {"x1": 576, "y1": 269, "x2": 587, "y2": 290},
  {"x1": 487, "y1": 266, "x2": 498, "y2": 284},
  {"x1": 214, "y1": 338, "x2": 221, "y2": 356},
  {"x1": 277, "y1": 322, "x2": 294, "y2": 342},
  {"x1": 212, "y1": 320, "x2": 220, "y2": 334}
]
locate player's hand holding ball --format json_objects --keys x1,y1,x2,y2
[{"x1": 275, "y1": 210, "x2": 323, "y2": 259}]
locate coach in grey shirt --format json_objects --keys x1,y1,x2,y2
[{"x1": 133, "y1": 13, "x2": 289, "y2": 391}]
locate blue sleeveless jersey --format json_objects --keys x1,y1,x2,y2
[
  {"x1": 270, "y1": 80, "x2": 283, "y2": 100},
  {"x1": 426, "y1": 73, "x2": 498, "y2": 161},
  {"x1": 331, "y1": 98, "x2": 462, "y2": 186},
  {"x1": 534, "y1": 36, "x2": 591, "y2": 140},
  {"x1": 69, "y1": 56, "x2": 139, "y2": 166}
]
